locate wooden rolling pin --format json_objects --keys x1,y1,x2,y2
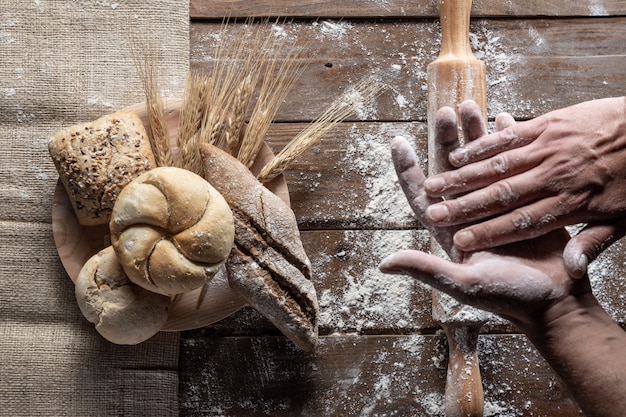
[{"x1": 427, "y1": 1, "x2": 489, "y2": 416}]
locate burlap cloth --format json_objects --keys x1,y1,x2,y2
[{"x1": 0, "y1": 1, "x2": 188, "y2": 415}]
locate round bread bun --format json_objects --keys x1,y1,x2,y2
[
  {"x1": 109, "y1": 166, "x2": 235, "y2": 295},
  {"x1": 75, "y1": 246, "x2": 171, "y2": 345}
]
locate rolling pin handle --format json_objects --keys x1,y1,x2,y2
[
  {"x1": 444, "y1": 324, "x2": 485, "y2": 417},
  {"x1": 438, "y1": 0, "x2": 474, "y2": 58}
]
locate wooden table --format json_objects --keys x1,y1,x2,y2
[{"x1": 180, "y1": 2, "x2": 626, "y2": 415}]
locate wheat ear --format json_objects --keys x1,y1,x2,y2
[
  {"x1": 257, "y1": 77, "x2": 386, "y2": 183},
  {"x1": 237, "y1": 27, "x2": 307, "y2": 168},
  {"x1": 177, "y1": 72, "x2": 211, "y2": 175},
  {"x1": 132, "y1": 41, "x2": 173, "y2": 167}
]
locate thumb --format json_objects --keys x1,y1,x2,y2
[
  {"x1": 379, "y1": 249, "x2": 468, "y2": 298},
  {"x1": 564, "y1": 223, "x2": 626, "y2": 278}
]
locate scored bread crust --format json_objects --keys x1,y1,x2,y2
[
  {"x1": 109, "y1": 166, "x2": 235, "y2": 296},
  {"x1": 48, "y1": 110, "x2": 156, "y2": 226},
  {"x1": 75, "y1": 246, "x2": 171, "y2": 345},
  {"x1": 199, "y1": 143, "x2": 318, "y2": 352}
]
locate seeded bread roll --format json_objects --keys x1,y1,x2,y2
[
  {"x1": 110, "y1": 167, "x2": 235, "y2": 296},
  {"x1": 75, "y1": 246, "x2": 171, "y2": 345},
  {"x1": 49, "y1": 110, "x2": 156, "y2": 226}
]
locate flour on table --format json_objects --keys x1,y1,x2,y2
[
  {"x1": 317, "y1": 229, "x2": 430, "y2": 333},
  {"x1": 589, "y1": 0, "x2": 609, "y2": 16},
  {"x1": 343, "y1": 84, "x2": 381, "y2": 120},
  {"x1": 314, "y1": 20, "x2": 354, "y2": 41},
  {"x1": 587, "y1": 240, "x2": 626, "y2": 324},
  {"x1": 469, "y1": 21, "x2": 527, "y2": 116},
  {"x1": 271, "y1": 23, "x2": 288, "y2": 38},
  {"x1": 343, "y1": 123, "x2": 418, "y2": 227}
]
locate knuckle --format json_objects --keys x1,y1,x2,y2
[
  {"x1": 510, "y1": 208, "x2": 536, "y2": 230},
  {"x1": 490, "y1": 180, "x2": 519, "y2": 205},
  {"x1": 562, "y1": 192, "x2": 588, "y2": 211},
  {"x1": 489, "y1": 154, "x2": 509, "y2": 175}
]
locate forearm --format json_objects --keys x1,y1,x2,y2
[{"x1": 519, "y1": 293, "x2": 626, "y2": 417}]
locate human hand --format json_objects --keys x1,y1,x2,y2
[
  {"x1": 380, "y1": 103, "x2": 587, "y2": 326},
  {"x1": 421, "y1": 97, "x2": 626, "y2": 277}
]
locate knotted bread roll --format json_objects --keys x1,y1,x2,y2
[
  {"x1": 75, "y1": 246, "x2": 171, "y2": 345},
  {"x1": 110, "y1": 167, "x2": 235, "y2": 295}
]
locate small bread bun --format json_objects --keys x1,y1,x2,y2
[
  {"x1": 48, "y1": 110, "x2": 156, "y2": 226},
  {"x1": 75, "y1": 246, "x2": 171, "y2": 345},
  {"x1": 110, "y1": 167, "x2": 235, "y2": 295}
]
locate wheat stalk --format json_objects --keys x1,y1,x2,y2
[
  {"x1": 131, "y1": 41, "x2": 174, "y2": 167},
  {"x1": 176, "y1": 72, "x2": 211, "y2": 174},
  {"x1": 220, "y1": 20, "x2": 266, "y2": 155},
  {"x1": 236, "y1": 28, "x2": 307, "y2": 168},
  {"x1": 257, "y1": 77, "x2": 386, "y2": 183},
  {"x1": 226, "y1": 72, "x2": 255, "y2": 156},
  {"x1": 175, "y1": 19, "x2": 250, "y2": 174},
  {"x1": 172, "y1": 19, "x2": 313, "y2": 178},
  {"x1": 195, "y1": 20, "x2": 256, "y2": 149}
]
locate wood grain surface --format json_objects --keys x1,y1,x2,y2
[
  {"x1": 191, "y1": 0, "x2": 626, "y2": 19},
  {"x1": 191, "y1": 18, "x2": 626, "y2": 123},
  {"x1": 181, "y1": 2, "x2": 626, "y2": 415}
]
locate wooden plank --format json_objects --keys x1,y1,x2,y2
[
  {"x1": 189, "y1": 229, "x2": 444, "y2": 336},
  {"x1": 182, "y1": 229, "x2": 435, "y2": 336},
  {"x1": 179, "y1": 230, "x2": 622, "y2": 415},
  {"x1": 190, "y1": 0, "x2": 626, "y2": 19},
  {"x1": 180, "y1": 227, "x2": 626, "y2": 338},
  {"x1": 191, "y1": 18, "x2": 626, "y2": 123},
  {"x1": 179, "y1": 334, "x2": 583, "y2": 416},
  {"x1": 265, "y1": 122, "x2": 427, "y2": 230}
]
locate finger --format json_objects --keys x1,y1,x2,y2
[
  {"x1": 458, "y1": 100, "x2": 487, "y2": 143},
  {"x1": 433, "y1": 106, "x2": 459, "y2": 174},
  {"x1": 424, "y1": 145, "x2": 540, "y2": 198},
  {"x1": 379, "y1": 250, "x2": 478, "y2": 303},
  {"x1": 564, "y1": 223, "x2": 626, "y2": 278},
  {"x1": 391, "y1": 136, "x2": 456, "y2": 254},
  {"x1": 425, "y1": 169, "x2": 547, "y2": 225},
  {"x1": 450, "y1": 195, "x2": 574, "y2": 251},
  {"x1": 495, "y1": 112, "x2": 516, "y2": 131},
  {"x1": 448, "y1": 119, "x2": 541, "y2": 167},
  {"x1": 391, "y1": 136, "x2": 429, "y2": 214}
]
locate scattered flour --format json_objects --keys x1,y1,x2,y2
[
  {"x1": 395, "y1": 94, "x2": 407, "y2": 108},
  {"x1": 587, "y1": 239, "x2": 626, "y2": 324},
  {"x1": 0, "y1": 18, "x2": 19, "y2": 45},
  {"x1": 343, "y1": 84, "x2": 381, "y2": 121},
  {"x1": 86, "y1": 96, "x2": 115, "y2": 109},
  {"x1": 589, "y1": 0, "x2": 609, "y2": 16},
  {"x1": 70, "y1": 0, "x2": 120, "y2": 10},
  {"x1": 469, "y1": 21, "x2": 529, "y2": 116},
  {"x1": 318, "y1": 229, "x2": 423, "y2": 333},
  {"x1": 1, "y1": 87, "x2": 16, "y2": 98},
  {"x1": 343, "y1": 123, "x2": 420, "y2": 227},
  {"x1": 271, "y1": 23, "x2": 288, "y2": 38},
  {"x1": 314, "y1": 20, "x2": 354, "y2": 40}
]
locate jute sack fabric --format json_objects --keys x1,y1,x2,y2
[{"x1": 0, "y1": 1, "x2": 188, "y2": 415}]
